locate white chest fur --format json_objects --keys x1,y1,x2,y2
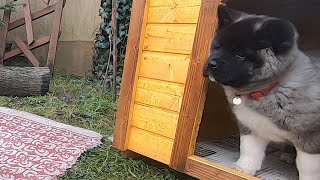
[
  {"x1": 233, "y1": 103, "x2": 292, "y2": 142},
  {"x1": 222, "y1": 86, "x2": 293, "y2": 142}
]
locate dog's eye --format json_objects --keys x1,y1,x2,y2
[
  {"x1": 215, "y1": 45, "x2": 221, "y2": 49},
  {"x1": 237, "y1": 51, "x2": 245, "y2": 57},
  {"x1": 236, "y1": 51, "x2": 245, "y2": 58}
]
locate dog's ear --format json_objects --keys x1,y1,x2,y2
[
  {"x1": 255, "y1": 19, "x2": 296, "y2": 54},
  {"x1": 218, "y1": 5, "x2": 247, "y2": 29}
]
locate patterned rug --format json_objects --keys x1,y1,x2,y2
[{"x1": 0, "y1": 107, "x2": 103, "y2": 180}]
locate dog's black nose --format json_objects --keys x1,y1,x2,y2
[{"x1": 208, "y1": 61, "x2": 218, "y2": 69}]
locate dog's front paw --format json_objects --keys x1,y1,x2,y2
[
  {"x1": 233, "y1": 163, "x2": 258, "y2": 176},
  {"x1": 232, "y1": 157, "x2": 261, "y2": 176}
]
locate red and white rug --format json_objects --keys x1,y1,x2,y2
[{"x1": 0, "y1": 107, "x2": 103, "y2": 180}]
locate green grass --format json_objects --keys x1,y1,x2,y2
[{"x1": 0, "y1": 74, "x2": 194, "y2": 180}]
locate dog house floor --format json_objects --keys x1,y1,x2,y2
[{"x1": 195, "y1": 136, "x2": 298, "y2": 180}]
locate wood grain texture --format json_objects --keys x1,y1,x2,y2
[
  {"x1": 185, "y1": 156, "x2": 258, "y2": 180},
  {"x1": 135, "y1": 88, "x2": 182, "y2": 112},
  {"x1": 0, "y1": 10, "x2": 11, "y2": 64},
  {"x1": 150, "y1": 0, "x2": 201, "y2": 7},
  {"x1": 8, "y1": 4, "x2": 56, "y2": 31},
  {"x1": 137, "y1": 77, "x2": 185, "y2": 97},
  {"x1": 113, "y1": 0, "x2": 148, "y2": 151},
  {"x1": 143, "y1": 24, "x2": 197, "y2": 54},
  {"x1": 139, "y1": 52, "x2": 190, "y2": 84},
  {"x1": 148, "y1": 6, "x2": 200, "y2": 23},
  {"x1": 131, "y1": 103, "x2": 179, "y2": 139},
  {"x1": 46, "y1": 0, "x2": 64, "y2": 72},
  {"x1": 12, "y1": 33, "x2": 39, "y2": 67},
  {"x1": 170, "y1": 0, "x2": 220, "y2": 171},
  {"x1": 188, "y1": 79, "x2": 209, "y2": 156},
  {"x1": 127, "y1": 127, "x2": 173, "y2": 164},
  {"x1": 22, "y1": 0, "x2": 34, "y2": 45}
]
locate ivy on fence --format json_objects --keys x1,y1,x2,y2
[
  {"x1": 0, "y1": 1, "x2": 17, "y2": 26},
  {"x1": 92, "y1": 0, "x2": 132, "y2": 90}
]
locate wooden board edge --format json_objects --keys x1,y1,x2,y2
[
  {"x1": 46, "y1": 0, "x2": 64, "y2": 72},
  {"x1": 8, "y1": 4, "x2": 56, "y2": 31},
  {"x1": 188, "y1": 79, "x2": 209, "y2": 155},
  {"x1": 41, "y1": 0, "x2": 50, "y2": 5},
  {"x1": 4, "y1": 31, "x2": 62, "y2": 60},
  {"x1": 185, "y1": 156, "x2": 259, "y2": 180},
  {"x1": 12, "y1": 32, "x2": 40, "y2": 67},
  {"x1": 0, "y1": 10, "x2": 11, "y2": 64},
  {"x1": 22, "y1": 0, "x2": 34, "y2": 45},
  {"x1": 120, "y1": 150, "x2": 143, "y2": 159},
  {"x1": 112, "y1": 0, "x2": 149, "y2": 151},
  {"x1": 169, "y1": 0, "x2": 220, "y2": 171},
  {"x1": 5, "y1": 35, "x2": 50, "y2": 60}
]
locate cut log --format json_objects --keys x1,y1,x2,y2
[{"x1": 0, "y1": 66, "x2": 51, "y2": 97}]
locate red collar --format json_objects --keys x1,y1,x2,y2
[{"x1": 248, "y1": 82, "x2": 279, "y2": 100}]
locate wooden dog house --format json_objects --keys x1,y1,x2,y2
[{"x1": 113, "y1": 0, "x2": 320, "y2": 179}]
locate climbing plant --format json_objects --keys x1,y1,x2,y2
[
  {"x1": 92, "y1": 0, "x2": 132, "y2": 90},
  {"x1": 0, "y1": 1, "x2": 17, "y2": 26}
]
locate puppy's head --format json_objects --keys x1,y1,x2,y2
[{"x1": 203, "y1": 5, "x2": 298, "y2": 88}]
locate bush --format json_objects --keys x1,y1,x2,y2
[{"x1": 92, "y1": 0, "x2": 133, "y2": 90}]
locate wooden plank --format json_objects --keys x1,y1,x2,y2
[
  {"x1": 137, "y1": 77, "x2": 185, "y2": 97},
  {"x1": 188, "y1": 80, "x2": 209, "y2": 156},
  {"x1": 139, "y1": 52, "x2": 190, "y2": 84},
  {"x1": 131, "y1": 104, "x2": 179, "y2": 139},
  {"x1": 185, "y1": 156, "x2": 258, "y2": 180},
  {"x1": 22, "y1": 0, "x2": 34, "y2": 45},
  {"x1": 135, "y1": 88, "x2": 182, "y2": 112},
  {"x1": 143, "y1": 24, "x2": 196, "y2": 54},
  {"x1": 46, "y1": 0, "x2": 64, "y2": 72},
  {"x1": 0, "y1": 10, "x2": 11, "y2": 64},
  {"x1": 41, "y1": 0, "x2": 50, "y2": 5},
  {"x1": 113, "y1": 0, "x2": 149, "y2": 151},
  {"x1": 170, "y1": 0, "x2": 220, "y2": 171},
  {"x1": 8, "y1": 4, "x2": 56, "y2": 31},
  {"x1": 111, "y1": 0, "x2": 118, "y2": 101},
  {"x1": 148, "y1": 6, "x2": 200, "y2": 24},
  {"x1": 12, "y1": 33, "x2": 40, "y2": 67},
  {"x1": 150, "y1": 0, "x2": 201, "y2": 7},
  {"x1": 4, "y1": 31, "x2": 62, "y2": 60},
  {"x1": 127, "y1": 127, "x2": 174, "y2": 164},
  {"x1": 5, "y1": 36, "x2": 50, "y2": 60},
  {"x1": 120, "y1": 150, "x2": 143, "y2": 159}
]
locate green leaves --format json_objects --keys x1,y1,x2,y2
[
  {"x1": 0, "y1": 1, "x2": 17, "y2": 12},
  {"x1": 0, "y1": 1, "x2": 17, "y2": 27},
  {"x1": 92, "y1": 0, "x2": 133, "y2": 90}
]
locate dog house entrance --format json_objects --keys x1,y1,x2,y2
[
  {"x1": 195, "y1": 138, "x2": 299, "y2": 179},
  {"x1": 192, "y1": 0, "x2": 320, "y2": 179},
  {"x1": 193, "y1": 83, "x2": 299, "y2": 180}
]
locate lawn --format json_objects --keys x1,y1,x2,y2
[{"x1": 0, "y1": 74, "x2": 194, "y2": 180}]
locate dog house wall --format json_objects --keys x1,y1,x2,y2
[{"x1": 113, "y1": 0, "x2": 205, "y2": 165}]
